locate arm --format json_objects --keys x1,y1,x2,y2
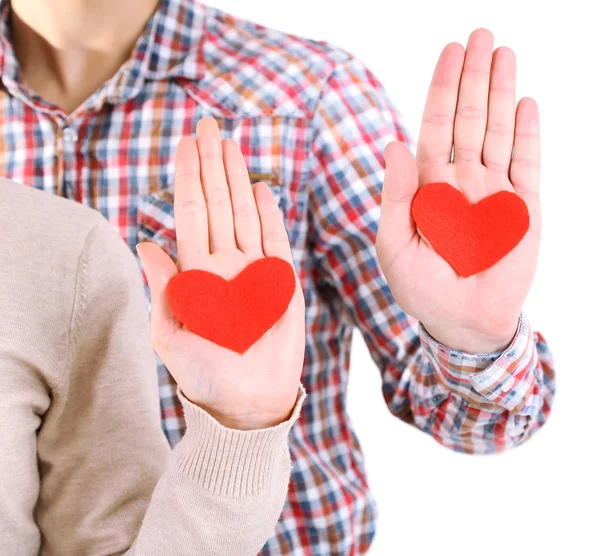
[
  {"x1": 308, "y1": 54, "x2": 555, "y2": 454},
  {"x1": 38, "y1": 219, "x2": 303, "y2": 555},
  {"x1": 135, "y1": 119, "x2": 307, "y2": 552}
]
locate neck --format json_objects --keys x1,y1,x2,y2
[{"x1": 10, "y1": 0, "x2": 160, "y2": 113}]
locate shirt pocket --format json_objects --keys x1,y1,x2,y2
[{"x1": 137, "y1": 181, "x2": 284, "y2": 260}]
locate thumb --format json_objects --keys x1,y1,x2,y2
[
  {"x1": 379, "y1": 140, "x2": 419, "y2": 247},
  {"x1": 136, "y1": 242, "x2": 180, "y2": 348}
]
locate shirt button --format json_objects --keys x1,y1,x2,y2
[
  {"x1": 501, "y1": 376, "x2": 515, "y2": 392},
  {"x1": 63, "y1": 127, "x2": 78, "y2": 143}
]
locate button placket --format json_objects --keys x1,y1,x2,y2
[{"x1": 59, "y1": 122, "x2": 79, "y2": 199}]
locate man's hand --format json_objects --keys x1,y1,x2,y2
[
  {"x1": 137, "y1": 118, "x2": 305, "y2": 430},
  {"x1": 376, "y1": 28, "x2": 541, "y2": 353}
]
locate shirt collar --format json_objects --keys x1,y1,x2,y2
[{"x1": 0, "y1": 0, "x2": 206, "y2": 111}]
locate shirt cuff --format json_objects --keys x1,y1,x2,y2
[
  {"x1": 420, "y1": 313, "x2": 537, "y2": 413},
  {"x1": 171, "y1": 384, "x2": 306, "y2": 497}
]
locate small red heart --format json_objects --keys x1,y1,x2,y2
[
  {"x1": 166, "y1": 257, "x2": 296, "y2": 354},
  {"x1": 411, "y1": 182, "x2": 529, "y2": 277}
]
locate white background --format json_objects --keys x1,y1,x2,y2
[{"x1": 208, "y1": 1, "x2": 598, "y2": 554}]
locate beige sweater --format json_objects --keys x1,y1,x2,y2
[{"x1": 0, "y1": 177, "x2": 305, "y2": 555}]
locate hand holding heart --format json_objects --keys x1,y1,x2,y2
[
  {"x1": 137, "y1": 118, "x2": 305, "y2": 430},
  {"x1": 376, "y1": 29, "x2": 541, "y2": 353}
]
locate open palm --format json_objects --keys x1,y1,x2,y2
[
  {"x1": 137, "y1": 119, "x2": 305, "y2": 430},
  {"x1": 376, "y1": 29, "x2": 541, "y2": 353}
]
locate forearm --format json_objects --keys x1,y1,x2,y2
[
  {"x1": 128, "y1": 386, "x2": 305, "y2": 556},
  {"x1": 411, "y1": 314, "x2": 556, "y2": 454}
]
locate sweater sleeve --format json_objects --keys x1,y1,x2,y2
[
  {"x1": 129, "y1": 386, "x2": 305, "y2": 556},
  {"x1": 34, "y1": 219, "x2": 304, "y2": 555}
]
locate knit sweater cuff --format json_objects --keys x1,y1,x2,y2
[{"x1": 172, "y1": 384, "x2": 306, "y2": 497}]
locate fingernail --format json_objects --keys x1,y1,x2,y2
[{"x1": 135, "y1": 243, "x2": 145, "y2": 262}]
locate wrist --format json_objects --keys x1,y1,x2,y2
[
  {"x1": 196, "y1": 402, "x2": 296, "y2": 431},
  {"x1": 175, "y1": 385, "x2": 307, "y2": 497},
  {"x1": 421, "y1": 319, "x2": 519, "y2": 354}
]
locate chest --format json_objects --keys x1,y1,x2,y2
[{"x1": 0, "y1": 82, "x2": 313, "y2": 257}]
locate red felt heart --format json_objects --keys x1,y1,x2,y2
[
  {"x1": 411, "y1": 182, "x2": 529, "y2": 278},
  {"x1": 166, "y1": 257, "x2": 296, "y2": 354}
]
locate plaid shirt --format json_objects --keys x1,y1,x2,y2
[{"x1": 0, "y1": 0, "x2": 556, "y2": 554}]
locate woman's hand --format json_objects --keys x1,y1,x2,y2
[
  {"x1": 376, "y1": 29, "x2": 541, "y2": 353},
  {"x1": 137, "y1": 118, "x2": 305, "y2": 430}
]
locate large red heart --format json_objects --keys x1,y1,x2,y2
[
  {"x1": 411, "y1": 182, "x2": 529, "y2": 278},
  {"x1": 166, "y1": 257, "x2": 296, "y2": 354}
]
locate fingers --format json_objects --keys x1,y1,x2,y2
[
  {"x1": 379, "y1": 141, "x2": 419, "y2": 246},
  {"x1": 417, "y1": 42, "x2": 465, "y2": 167},
  {"x1": 483, "y1": 47, "x2": 517, "y2": 174},
  {"x1": 178, "y1": 118, "x2": 272, "y2": 264},
  {"x1": 453, "y1": 29, "x2": 494, "y2": 164},
  {"x1": 196, "y1": 118, "x2": 236, "y2": 252},
  {"x1": 136, "y1": 242, "x2": 180, "y2": 349},
  {"x1": 222, "y1": 138, "x2": 263, "y2": 255},
  {"x1": 254, "y1": 182, "x2": 293, "y2": 263},
  {"x1": 174, "y1": 137, "x2": 209, "y2": 271},
  {"x1": 510, "y1": 97, "x2": 541, "y2": 197}
]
